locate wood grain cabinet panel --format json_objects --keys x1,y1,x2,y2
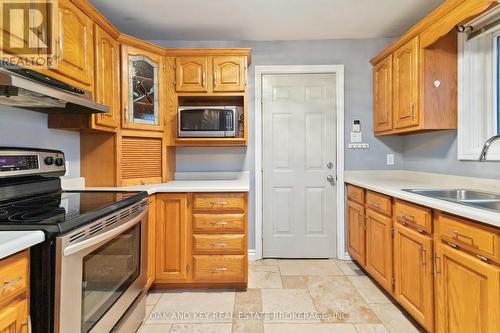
[
  {"x1": 435, "y1": 242, "x2": 500, "y2": 333},
  {"x1": 93, "y1": 25, "x2": 120, "y2": 130},
  {"x1": 175, "y1": 57, "x2": 208, "y2": 92},
  {"x1": 192, "y1": 234, "x2": 245, "y2": 254},
  {"x1": 212, "y1": 56, "x2": 246, "y2": 92},
  {"x1": 146, "y1": 195, "x2": 156, "y2": 289},
  {"x1": 347, "y1": 185, "x2": 364, "y2": 205},
  {"x1": 192, "y1": 214, "x2": 245, "y2": 233},
  {"x1": 52, "y1": 0, "x2": 94, "y2": 87},
  {"x1": 366, "y1": 191, "x2": 392, "y2": 217},
  {"x1": 394, "y1": 200, "x2": 432, "y2": 234},
  {"x1": 394, "y1": 223, "x2": 434, "y2": 332},
  {"x1": 393, "y1": 36, "x2": 420, "y2": 130},
  {"x1": 192, "y1": 193, "x2": 246, "y2": 213},
  {"x1": 0, "y1": 299, "x2": 28, "y2": 333},
  {"x1": 155, "y1": 194, "x2": 189, "y2": 282},
  {"x1": 347, "y1": 200, "x2": 366, "y2": 266},
  {"x1": 373, "y1": 55, "x2": 393, "y2": 133},
  {"x1": 365, "y1": 209, "x2": 393, "y2": 292}
]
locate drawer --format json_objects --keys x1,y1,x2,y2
[
  {"x1": 192, "y1": 214, "x2": 245, "y2": 233},
  {"x1": 193, "y1": 234, "x2": 245, "y2": 254},
  {"x1": 366, "y1": 191, "x2": 392, "y2": 216},
  {"x1": 347, "y1": 185, "x2": 364, "y2": 205},
  {"x1": 192, "y1": 255, "x2": 246, "y2": 282},
  {"x1": 394, "y1": 200, "x2": 432, "y2": 234},
  {"x1": 437, "y1": 213, "x2": 500, "y2": 262},
  {"x1": 0, "y1": 251, "x2": 29, "y2": 303},
  {"x1": 192, "y1": 193, "x2": 246, "y2": 212}
]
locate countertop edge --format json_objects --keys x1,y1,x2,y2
[
  {"x1": 0, "y1": 231, "x2": 45, "y2": 260},
  {"x1": 344, "y1": 177, "x2": 500, "y2": 229}
]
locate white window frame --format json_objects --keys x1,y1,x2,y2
[{"x1": 458, "y1": 10, "x2": 500, "y2": 161}]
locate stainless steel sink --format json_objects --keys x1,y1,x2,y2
[{"x1": 403, "y1": 189, "x2": 500, "y2": 212}]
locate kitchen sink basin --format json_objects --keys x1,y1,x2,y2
[{"x1": 403, "y1": 189, "x2": 500, "y2": 213}]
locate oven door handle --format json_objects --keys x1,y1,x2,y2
[{"x1": 63, "y1": 209, "x2": 146, "y2": 257}]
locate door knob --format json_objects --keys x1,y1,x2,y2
[{"x1": 327, "y1": 175, "x2": 335, "y2": 184}]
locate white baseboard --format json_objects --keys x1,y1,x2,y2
[
  {"x1": 339, "y1": 252, "x2": 352, "y2": 261},
  {"x1": 248, "y1": 249, "x2": 260, "y2": 261}
]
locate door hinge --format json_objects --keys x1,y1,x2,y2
[
  {"x1": 390, "y1": 228, "x2": 394, "y2": 237},
  {"x1": 392, "y1": 276, "x2": 395, "y2": 286},
  {"x1": 173, "y1": 63, "x2": 176, "y2": 70},
  {"x1": 173, "y1": 79, "x2": 177, "y2": 86}
]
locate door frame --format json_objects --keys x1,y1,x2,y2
[{"x1": 254, "y1": 65, "x2": 346, "y2": 260}]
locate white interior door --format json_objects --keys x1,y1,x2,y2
[{"x1": 262, "y1": 73, "x2": 337, "y2": 258}]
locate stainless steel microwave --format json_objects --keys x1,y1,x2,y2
[{"x1": 178, "y1": 106, "x2": 237, "y2": 137}]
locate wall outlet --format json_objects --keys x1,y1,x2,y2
[{"x1": 386, "y1": 154, "x2": 395, "y2": 166}]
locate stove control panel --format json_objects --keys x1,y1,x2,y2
[{"x1": 0, "y1": 148, "x2": 65, "y2": 178}]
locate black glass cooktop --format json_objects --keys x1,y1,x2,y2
[{"x1": 0, "y1": 190, "x2": 147, "y2": 237}]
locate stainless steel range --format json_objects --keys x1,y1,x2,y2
[{"x1": 0, "y1": 147, "x2": 148, "y2": 333}]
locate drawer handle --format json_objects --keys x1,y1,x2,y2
[
  {"x1": 420, "y1": 245, "x2": 426, "y2": 266},
  {"x1": 211, "y1": 267, "x2": 228, "y2": 272},
  {"x1": 210, "y1": 221, "x2": 228, "y2": 226},
  {"x1": 370, "y1": 201, "x2": 381, "y2": 207},
  {"x1": 209, "y1": 243, "x2": 227, "y2": 247},
  {"x1": 1, "y1": 276, "x2": 22, "y2": 290},
  {"x1": 398, "y1": 212, "x2": 415, "y2": 223},
  {"x1": 209, "y1": 201, "x2": 227, "y2": 205},
  {"x1": 448, "y1": 230, "x2": 475, "y2": 245}
]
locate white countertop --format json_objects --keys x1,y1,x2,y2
[
  {"x1": 62, "y1": 171, "x2": 250, "y2": 195},
  {"x1": 344, "y1": 170, "x2": 500, "y2": 229},
  {"x1": 0, "y1": 231, "x2": 45, "y2": 259}
]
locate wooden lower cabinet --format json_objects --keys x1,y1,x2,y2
[
  {"x1": 0, "y1": 251, "x2": 30, "y2": 333},
  {"x1": 155, "y1": 194, "x2": 189, "y2": 283},
  {"x1": 365, "y1": 209, "x2": 393, "y2": 292},
  {"x1": 435, "y1": 242, "x2": 500, "y2": 333},
  {"x1": 394, "y1": 222, "x2": 434, "y2": 332},
  {"x1": 153, "y1": 192, "x2": 248, "y2": 288},
  {"x1": 347, "y1": 200, "x2": 366, "y2": 265}
]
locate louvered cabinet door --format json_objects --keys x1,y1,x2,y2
[{"x1": 121, "y1": 136, "x2": 163, "y2": 186}]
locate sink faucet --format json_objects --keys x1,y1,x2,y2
[{"x1": 479, "y1": 134, "x2": 500, "y2": 161}]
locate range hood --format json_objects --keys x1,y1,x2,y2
[{"x1": 0, "y1": 64, "x2": 108, "y2": 114}]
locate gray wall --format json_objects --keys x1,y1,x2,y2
[
  {"x1": 0, "y1": 106, "x2": 80, "y2": 178},
  {"x1": 153, "y1": 38, "x2": 403, "y2": 249},
  {"x1": 402, "y1": 131, "x2": 500, "y2": 179}
]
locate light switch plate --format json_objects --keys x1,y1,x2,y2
[
  {"x1": 386, "y1": 154, "x2": 395, "y2": 165},
  {"x1": 350, "y1": 132, "x2": 362, "y2": 143}
]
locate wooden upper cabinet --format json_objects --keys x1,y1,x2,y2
[
  {"x1": 394, "y1": 223, "x2": 434, "y2": 332},
  {"x1": 212, "y1": 56, "x2": 246, "y2": 92},
  {"x1": 175, "y1": 57, "x2": 208, "y2": 92},
  {"x1": 393, "y1": 36, "x2": 419, "y2": 130},
  {"x1": 52, "y1": 0, "x2": 94, "y2": 88},
  {"x1": 435, "y1": 242, "x2": 500, "y2": 333},
  {"x1": 155, "y1": 193, "x2": 189, "y2": 282},
  {"x1": 93, "y1": 25, "x2": 119, "y2": 130},
  {"x1": 365, "y1": 208, "x2": 393, "y2": 293},
  {"x1": 121, "y1": 45, "x2": 165, "y2": 131},
  {"x1": 373, "y1": 55, "x2": 393, "y2": 133}
]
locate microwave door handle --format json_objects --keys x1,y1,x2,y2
[{"x1": 63, "y1": 209, "x2": 147, "y2": 256}]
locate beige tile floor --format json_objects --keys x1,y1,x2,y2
[{"x1": 138, "y1": 259, "x2": 423, "y2": 333}]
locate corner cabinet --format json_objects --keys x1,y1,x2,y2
[{"x1": 121, "y1": 45, "x2": 165, "y2": 131}]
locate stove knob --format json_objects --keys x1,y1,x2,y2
[
  {"x1": 44, "y1": 157, "x2": 54, "y2": 165},
  {"x1": 55, "y1": 158, "x2": 64, "y2": 167}
]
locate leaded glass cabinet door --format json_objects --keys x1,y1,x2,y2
[{"x1": 121, "y1": 45, "x2": 164, "y2": 131}]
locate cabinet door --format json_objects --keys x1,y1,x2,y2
[
  {"x1": 347, "y1": 200, "x2": 366, "y2": 266},
  {"x1": 146, "y1": 195, "x2": 156, "y2": 289},
  {"x1": 155, "y1": 194, "x2": 189, "y2": 282},
  {"x1": 53, "y1": 0, "x2": 94, "y2": 86},
  {"x1": 175, "y1": 57, "x2": 208, "y2": 92},
  {"x1": 121, "y1": 45, "x2": 164, "y2": 131},
  {"x1": 365, "y1": 209, "x2": 393, "y2": 292},
  {"x1": 435, "y1": 243, "x2": 500, "y2": 333},
  {"x1": 93, "y1": 25, "x2": 120, "y2": 130},
  {"x1": 393, "y1": 36, "x2": 419, "y2": 130},
  {"x1": 394, "y1": 223, "x2": 434, "y2": 332},
  {"x1": 373, "y1": 55, "x2": 393, "y2": 133},
  {"x1": 0, "y1": 299, "x2": 28, "y2": 333},
  {"x1": 212, "y1": 56, "x2": 246, "y2": 92}
]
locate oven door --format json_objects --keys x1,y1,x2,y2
[{"x1": 55, "y1": 201, "x2": 148, "y2": 333}]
